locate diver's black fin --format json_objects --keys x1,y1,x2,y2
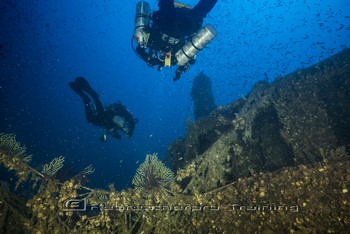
[
  {"x1": 74, "y1": 77, "x2": 99, "y2": 100},
  {"x1": 69, "y1": 79, "x2": 91, "y2": 104}
]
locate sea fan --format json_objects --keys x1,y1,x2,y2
[
  {"x1": 132, "y1": 153, "x2": 174, "y2": 190},
  {"x1": 41, "y1": 156, "x2": 65, "y2": 177}
]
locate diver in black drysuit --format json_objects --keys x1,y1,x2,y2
[
  {"x1": 135, "y1": 0, "x2": 217, "y2": 80},
  {"x1": 69, "y1": 77, "x2": 138, "y2": 141}
]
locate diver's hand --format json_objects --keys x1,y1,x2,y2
[
  {"x1": 174, "y1": 69, "x2": 182, "y2": 81},
  {"x1": 174, "y1": 65, "x2": 190, "y2": 81}
]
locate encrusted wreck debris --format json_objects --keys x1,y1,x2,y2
[
  {"x1": 1, "y1": 146, "x2": 350, "y2": 233},
  {"x1": 169, "y1": 48, "x2": 350, "y2": 193}
]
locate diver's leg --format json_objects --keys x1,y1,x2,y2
[
  {"x1": 69, "y1": 79, "x2": 96, "y2": 123},
  {"x1": 74, "y1": 77, "x2": 99, "y2": 99},
  {"x1": 192, "y1": 0, "x2": 217, "y2": 19},
  {"x1": 72, "y1": 77, "x2": 104, "y2": 115},
  {"x1": 92, "y1": 96, "x2": 104, "y2": 115},
  {"x1": 158, "y1": 0, "x2": 174, "y2": 9},
  {"x1": 84, "y1": 102, "x2": 95, "y2": 123},
  {"x1": 69, "y1": 80, "x2": 91, "y2": 104},
  {"x1": 156, "y1": 0, "x2": 176, "y2": 25}
]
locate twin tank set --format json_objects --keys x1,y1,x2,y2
[{"x1": 134, "y1": 1, "x2": 216, "y2": 67}]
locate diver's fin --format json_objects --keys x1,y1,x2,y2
[
  {"x1": 74, "y1": 77, "x2": 99, "y2": 99},
  {"x1": 69, "y1": 80, "x2": 91, "y2": 104},
  {"x1": 69, "y1": 80, "x2": 80, "y2": 93}
]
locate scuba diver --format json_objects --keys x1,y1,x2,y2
[
  {"x1": 69, "y1": 77, "x2": 138, "y2": 141},
  {"x1": 133, "y1": 0, "x2": 218, "y2": 81}
]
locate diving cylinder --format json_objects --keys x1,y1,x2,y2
[
  {"x1": 134, "y1": 1, "x2": 151, "y2": 48},
  {"x1": 175, "y1": 24, "x2": 217, "y2": 66}
]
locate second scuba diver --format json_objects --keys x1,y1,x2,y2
[
  {"x1": 69, "y1": 77, "x2": 138, "y2": 141},
  {"x1": 133, "y1": 0, "x2": 218, "y2": 81}
]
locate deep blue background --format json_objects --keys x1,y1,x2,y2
[{"x1": 1, "y1": 0, "x2": 349, "y2": 190}]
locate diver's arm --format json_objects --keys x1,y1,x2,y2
[
  {"x1": 174, "y1": 64, "x2": 190, "y2": 81},
  {"x1": 136, "y1": 45, "x2": 149, "y2": 62},
  {"x1": 174, "y1": 59, "x2": 195, "y2": 81},
  {"x1": 136, "y1": 45, "x2": 162, "y2": 67}
]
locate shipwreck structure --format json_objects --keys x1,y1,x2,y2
[{"x1": 169, "y1": 48, "x2": 350, "y2": 193}]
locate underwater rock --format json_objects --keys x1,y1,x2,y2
[{"x1": 169, "y1": 48, "x2": 350, "y2": 193}]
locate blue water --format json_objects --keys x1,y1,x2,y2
[{"x1": 1, "y1": 0, "x2": 349, "y2": 190}]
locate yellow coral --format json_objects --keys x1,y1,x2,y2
[
  {"x1": 132, "y1": 153, "x2": 174, "y2": 191},
  {"x1": 0, "y1": 133, "x2": 32, "y2": 164},
  {"x1": 0, "y1": 133, "x2": 43, "y2": 188},
  {"x1": 41, "y1": 156, "x2": 65, "y2": 177}
]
